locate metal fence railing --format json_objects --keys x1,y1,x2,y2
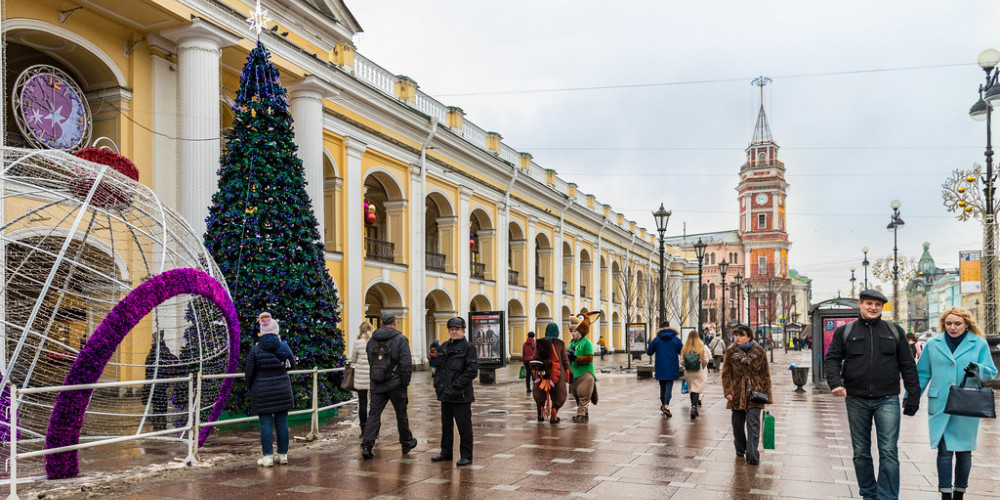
[{"x1": 6, "y1": 366, "x2": 351, "y2": 499}]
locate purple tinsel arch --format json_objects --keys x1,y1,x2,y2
[{"x1": 44, "y1": 268, "x2": 241, "y2": 479}]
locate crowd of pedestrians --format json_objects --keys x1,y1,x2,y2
[{"x1": 240, "y1": 289, "x2": 998, "y2": 498}]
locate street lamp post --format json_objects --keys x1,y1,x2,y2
[
  {"x1": 862, "y1": 246, "x2": 870, "y2": 289},
  {"x1": 653, "y1": 203, "x2": 672, "y2": 326},
  {"x1": 745, "y1": 282, "x2": 753, "y2": 331},
  {"x1": 970, "y1": 48, "x2": 1000, "y2": 364},
  {"x1": 694, "y1": 238, "x2": 708, "y2": 336},
  {"x1": 734, "y1": 273, "x2": 743, "y2": 326},
  {"x1": 850, "y1": 267, "x2": 857, "y2": 298},
  {"x1": 719, "y1": 260, "x2": 729, "y2": 336},
  {"x1": 887, "y1": 200, "x2": 905, "y2": 324}
]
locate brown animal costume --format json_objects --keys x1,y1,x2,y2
[
  {"x1": 531, "y1": 323, "x2": 571, "y2": 423},
  {"x1": 569, "y1": 309, "x2": 602, "y2": 421}
]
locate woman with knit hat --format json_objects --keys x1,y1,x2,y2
[
  {"x1": 530, "y1": 323, "x2": 571, "y2": 423},
  {"x1": 245, "y1": 312, "x2": 296, "y2": 467}
]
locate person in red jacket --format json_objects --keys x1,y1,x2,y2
[{"x1": 521, "y1": 332, "x2": 536, "y2": 395}]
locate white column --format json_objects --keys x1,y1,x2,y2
[
  {"x1": 526, "y1": 216, "x2": 537, "y2": 334},
  {"x1": 288, "y1": 76, "x2": 340, "y2": 240},
  {"x1": 458, "y1": 187, "x2": 472, "y2": 314},
  {"x1": 554, "y1": 226, "x2": 565, "y2": 327},
  {"x1": 344, "y1": 137, "x2": 367, "y2": 354},
  {"x1": 161, "y1": 20, "x2": 239, "y2": 237},
  {"x1": 408, "y1": 164, "x2": 425, "y2": 363},
  {"x1": 497, "y1": 202, "x2": 510, "y2": 342},
  {"x1": 150, "y1": 52, "x2": 178, "y2": 209}
]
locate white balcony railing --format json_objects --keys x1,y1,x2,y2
[{"x1": 353, "y1": 54, "x2": 396, "y2": 96}]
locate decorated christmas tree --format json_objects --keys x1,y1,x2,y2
[{"x1": 204, "y1": 40, "x2": 345, "y2": 414}]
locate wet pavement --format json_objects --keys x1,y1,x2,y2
[{"x1": 9, "y1": 348, "x2": 1000, "y2": 499}]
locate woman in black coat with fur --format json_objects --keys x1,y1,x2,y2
[{"x1": 245, "y1": 312, "x2": 296, "y2": 467}]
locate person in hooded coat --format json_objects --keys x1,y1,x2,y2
[
  {"x1": 531, "y1": 323, "x2": 571, "y2": 424},
  {"x1": 142, "y1": 331, "x2": 180, "y2": 431},
  {"x1": 245, "y1": 312, "x2": 296, "y2": 467},
  {"x1": 647, "y1": 320, "x2": 683, "y2": 417},
  {"x1": 916, "y1": 307, "x2": 997, "y2": 500}
]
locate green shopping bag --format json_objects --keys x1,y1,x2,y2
[
  {"x1": 762, "y1": 410, "x2": 775, "y2": 449},
  {"x1": 519, "y1": 365, "x2": 526, "y2": 379}
]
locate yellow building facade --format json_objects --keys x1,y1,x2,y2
[{"x1": 1, "y1": 0, "x2": 700, "y2": 369}]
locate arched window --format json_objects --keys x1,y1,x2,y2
[
  {"x1": 710, "y1": 253, "x2": 716, "y2": 265},
  {"x1": 709, "y1": 283, "x2": 716, "y2": 300}
]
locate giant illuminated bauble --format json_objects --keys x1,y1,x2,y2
[{"x1": 0, "y1": 147, "x2": 238, "y2": 478}]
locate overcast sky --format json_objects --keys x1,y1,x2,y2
[{"x1": 345, "y1": 0, "x2": 1000, "y2": 302}]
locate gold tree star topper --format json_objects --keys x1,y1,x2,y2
[{"x1": 246, "y1": 0, "x2": 271, "y2": 36}]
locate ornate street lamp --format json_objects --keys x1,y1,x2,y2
[
  {"x1": 850, "y1": 267, "x2": 857, "y2": 298},
  {"x1": 887, "y1": 200, "x2": 905, "y2": 323},
  {"x1": 861, "y1": 246, "x2": 870, "y2": 289},
  {"x1": 653, "y1": 203, "x2": 671, "y2": 326},
  {"x1": 719, "y1": 260, "x2": 729, "y2": 335},
  {"x1": 733, "y1": 273, "x2": 743, "y2": 327},
  {"x1": 693, "y1": 238, "x2": 707, "y2": 335},
  {"x1": 745, "y1": 282, "x2": 754, "y2": 331}
]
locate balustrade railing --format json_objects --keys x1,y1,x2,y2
[
  {"x1": 508, "y1": 269, "x2": 519, "y2": 286},
  {"x1": 365, "y1": 237, "x2": 395, "y2": 262},
  {"x1": 426, "y1": 252, "x2": 446, "y2": 271},
  {"x1": 471, "y1": 261, "x2": 486, "y2": 279},
  {"x1": 353, "y1": 54, "x2": 396, "y2": 96}
]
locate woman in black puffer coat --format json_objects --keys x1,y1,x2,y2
[{"x1": 245, "y1": 312, "x2": 296, "y2": 467}]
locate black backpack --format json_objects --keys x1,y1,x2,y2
[
  {"x1": 369, "y1": 339, "x2": 395, "y2": 382},
  {"x1": 683, "y1": 352, "x2": 702, "y2": 371}
]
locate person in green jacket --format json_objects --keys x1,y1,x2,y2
[{"x1": 567, "y1": 309, "x2": 601, "y2": 423}]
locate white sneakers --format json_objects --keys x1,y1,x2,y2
[{"x1": 257, "y1": 454, "x2": 288, "y2": 467}]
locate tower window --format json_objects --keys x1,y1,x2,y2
[
  {"x1": 757, "y1": 214, "x2": 766, "y2": 229},
  {"x1": 757, "y1": 152, "x2": 766, "y2": 162},
  {"x1": 758, "y1": 256, "x2": 767, "y2": 275}
]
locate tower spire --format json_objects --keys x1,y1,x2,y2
[{"x1": 750, "y1": 76, "x2": 773, "y2": 144}]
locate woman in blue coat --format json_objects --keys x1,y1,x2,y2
[
  {"x1": 916, "y1": 307, "x2": 997, "y2": 500},
  {"x1": 646, "y1": 321, "x2": 683, "y2": 417}
]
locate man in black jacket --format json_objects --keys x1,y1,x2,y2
[
  {"x1": 360, "y1": 312, "x2": 417, "y2": 459},
  {"x1": 823, "y1": 289, "x2": 919, "y2": 500},
  {"x1": 431, "y1": 317, "x2": 479, "y2": 466}
]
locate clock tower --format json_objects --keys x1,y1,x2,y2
[{"x1": 737, "y1": 77, "x2": 790, "y2": 290}]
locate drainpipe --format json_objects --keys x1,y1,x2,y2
[{"x1": 414, "y1": 118, "x2": 438, "y2": 365}]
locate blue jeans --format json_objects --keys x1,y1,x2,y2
[
  {"x1": 936, "y1": 443, "x2": 972, "y2": 493},
  {"x1": 658, "y1": 380, "x2": 674, "y2": 406},
  {"x1": 259, "y1": 411, "x2": 289, "y2": 456},
  {"x1": 845, "y1": 396, "x2": 900, "y2": 500}
]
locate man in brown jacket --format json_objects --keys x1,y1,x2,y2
[{"x1": 722, "y1": 325, "x2": 772, "y2": 466}]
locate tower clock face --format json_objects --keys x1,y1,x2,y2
[
  {"x1": 755, "y1": 193, "x2": 768, "y2": 205},
  {"x1": 11, "y1": 65, "x2": 92, "y2": 151}
]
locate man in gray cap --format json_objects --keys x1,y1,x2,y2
[
  {"x1": 361, "y1": 312, "x2": 417, "y2": 460},
  {"x1": 824, "y1": 289, "x2": 920, "y2": 500},
  {"x1": 431, "y1": 317, "x2": 478, "y2": 466}
]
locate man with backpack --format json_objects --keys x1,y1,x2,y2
[
  {"x1": 646, "y1": 320, "x2": 684, "y2": 417},
  {"x1": 361, "y1": 312, "x2": 417, "y2": 460},
  {"x1": 823, "y1": 289, "x2": 920, "y2": 500}
]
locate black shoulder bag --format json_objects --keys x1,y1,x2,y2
[{"x1": 944, "y1": 368, "x2": 996, "y2": 419}]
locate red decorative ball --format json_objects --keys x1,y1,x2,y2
[
  {"x1": 365, "y1": 211, "x2": 376, "y2": 225},
  {"x1": 69, "y1": 148, "x2": 138, "y2": 209},
  {"x1": 74, "y1": 147, "x2": 139, "y2": 181},
  {"x1": 469, "y1": 238, "x2": 476, "y2": 247}
]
